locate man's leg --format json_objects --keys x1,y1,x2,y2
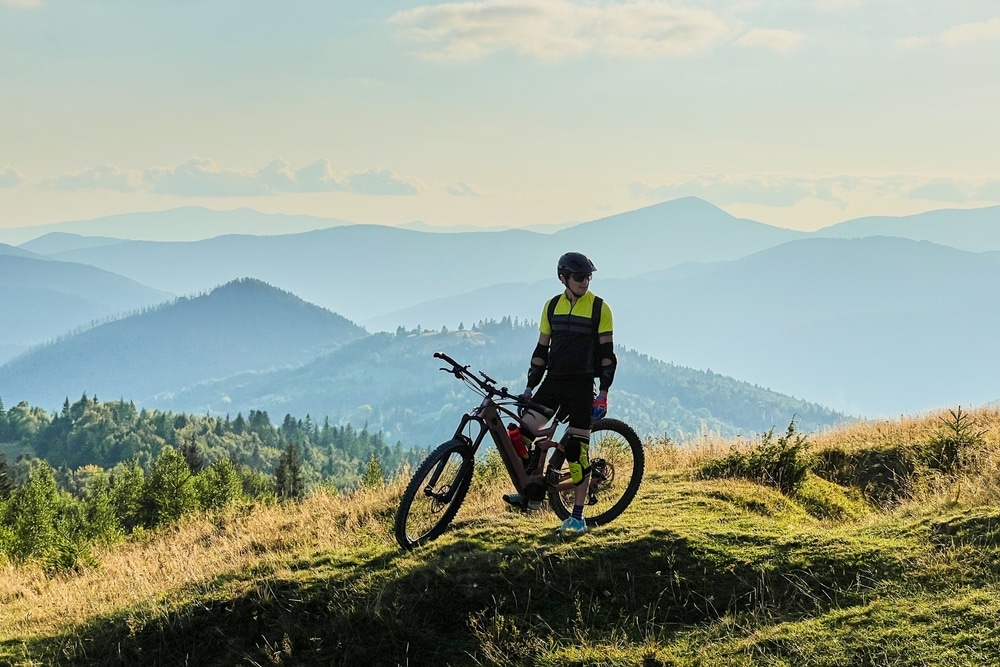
[{"x1": 564, "y1": 427, "x2": 592, "y2": 510}]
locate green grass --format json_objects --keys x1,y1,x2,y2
[{"x1": 4, "y1": 466, "x2": 1000, "y2": 666}]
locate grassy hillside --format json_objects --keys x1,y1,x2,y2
[{"x1": 3, "y1": 407, "x2": 1000, "y2": 666}]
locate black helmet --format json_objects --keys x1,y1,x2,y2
[{"x1": 557, "y1": 252, "x2": 596, "y2": 276}]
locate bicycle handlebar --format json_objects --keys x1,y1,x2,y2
[{"x1": 433, "y1": 351, "x2": 554, "y2": 418}]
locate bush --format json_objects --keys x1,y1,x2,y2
[
  {"x1": 919, "y1": 407, "x2": 985, "y2": 475},
  {"x1": 195, "y1": 458, "x2": 245, "y2": 510},
  {"x1": 815, "y1": 446, "x2": 914, "y2": 505},
  {"x1": 699, "y1": 420, "x2": 813, "y2": 495}
]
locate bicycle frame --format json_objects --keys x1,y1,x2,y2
[
  {"x1": 452, "y1": 396, "x2": 575, "y2": 498},
  {"x1": 433, "y1": 351, "x2": 576, "y2": 500}
]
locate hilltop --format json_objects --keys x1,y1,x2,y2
[
  {"x1": 0, "y1": 278, "x2": 367, "y2": 408},
  {"x1": 3, "y1": 406, "x2": 1000, "y2": 665}
]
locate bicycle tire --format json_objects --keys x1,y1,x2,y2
[
  {"x1": 394, "y1": 438, "x2": 475, "y2": 550},
  {"x1": 547, "y1": 418, "x2": 644, "y2": 527}
]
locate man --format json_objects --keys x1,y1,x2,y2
[{"x1": 503, "y1": 251, "x2": 617, "y2": 535}]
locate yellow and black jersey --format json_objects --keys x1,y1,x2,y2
[{"x1": 539, "y1": 291, "x2": 613, "y2": 378}]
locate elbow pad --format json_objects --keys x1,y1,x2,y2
[
  {"x1": 526, "y1": 342, "x2": 549, "y2": 389},
  {"x1": 598, "y1": 344, "x2": 617, "y2": 391},
  {"x1": 531, "y1": 342, "x2": 549, "y2": 365}
]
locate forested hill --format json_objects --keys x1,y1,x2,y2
[
  {"x1": 0, "y1": 278, "x2": 368, "y2": 408},
  {"x1": 159, "y1": 320, "x2": 846, "y2": 446}
]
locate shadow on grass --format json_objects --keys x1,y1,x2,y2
[{"x1": 4, "y1": 516, "x2": 924, "y2": 667}]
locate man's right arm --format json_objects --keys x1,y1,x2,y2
[{"x1": 526, "y1": 333, "x2": 550, "y2": 391}]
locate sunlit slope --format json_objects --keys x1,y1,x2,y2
[{"x1": 5, "y1": 406, "x2": 1000, "y2": 665}]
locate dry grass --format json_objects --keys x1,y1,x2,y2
[
  {"x1": 810, "y1": 405, "x2": 1000, "y2": 507},
  {"x1": 0, "y1": 483, "x2": 402, "y2": 643},
  {"x1": 6, "y1": 405, "x2": 1000, "y2": 653},
  {"x1": 809, "y1": 406, "x2": 1000, "y2": 453}
]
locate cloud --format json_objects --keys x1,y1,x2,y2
[
  {"x1": 630, "y1": 173, "x2": 1000, "y2": 207},
  {"x1": 904, "y1": 178, "x2": 973, "y2": 203},
  {"x1": 346, "y1": 168, "x2": 420, "y2": 196},
  {"x1": 259, "y1": 158, "x2": 347, "y2": 193},
  {"x1": 50, "y1": 164, "x2": 144, "y2": 192},
  {"x1": 147, "y1": 160, "x2": 417, "y2": 197},
  {"x1": 938, "y1": 17, "x2": 1000, "y2": 48},
  {"x1": 0, "y1": 164, "x2": 28, "y2": 188},
  {"x1": 42, "y1": 158, "x2": 419, "y2": 197},
  {"x1": 447, "y1": 181, "x2": 486, "y2": 197},
  {"x1": 733, "y1": 28, "x2": 804, "y2": 53},
  {"x1": 1, "y1": 0, "x2": 43, "y2": 7},
  {"x1": 898, "y1": 17, "x2": 1000, "y2": 50},
  {"x1": 145, "y1": 158, "x2": 271, "y2": 197},
  {"x1": 388, "y1": 0, "x2": 732, "y2": 61}
]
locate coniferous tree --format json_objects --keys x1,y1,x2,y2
[
  {"x1": 143, "y1": 446, "x2": 196, "y2": 527},
  {"x1": 275, "y1": 442, "x2": 304, "y2": 500},
  {"x1": 361, "y1": 454, "x2": 384, "y2": 488},
  {"x1": 80, "y1": 472, "x2": 123, "y2": 544},
  {"x1": 0, "y1": 454, "x2": 12, "y2": 500},
  {"x1": 180, "y1": 437, "x2": 206, "y2": 473},
  {"x1": 5, "y1": 462, "x2": 60, "y2": 562},
  {"x1": 109, "y1": 459, "x2": 146, "y2": 533}
]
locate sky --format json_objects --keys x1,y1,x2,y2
[{"x1": 2, "y1": 0, "x2": 999, "y2": 233}]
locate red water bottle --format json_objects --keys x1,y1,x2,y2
[{"x1": 507, "y1": 423, "x2": 528, "y2": 458}]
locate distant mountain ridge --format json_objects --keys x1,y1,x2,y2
[
  {"x1": 0, "y1": 278, "x2": 367, "y2": 408},
  {"x1": 817, "y1": 204, "x2": 1000, "y2": 252},
  {"x1": 19, "y1": 233, "x2": 127, "y2": 255},
  {"x1": 0, "y1": 242, "x2": 45, "y2": 259},
  {"x1": 13, "y1": 198, "x2": 807, "y2": 322},
  {"x1": 0, "y1": 254, "x2": 173, "y2": 365},
  {"x1": 0, "y1": 206, "x2": 359, "y2": 245}
]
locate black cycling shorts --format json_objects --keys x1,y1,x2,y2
[{"x1": 532, "y1": 374, "x2": 594, "y2": 430}]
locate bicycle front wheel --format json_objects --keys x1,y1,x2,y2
[
  {"x1": 548, "y1": 418, "x2": 644, "y2": 527},
  {"x1": 394, "y1": 437, "x2": 475, "y2": 550}
]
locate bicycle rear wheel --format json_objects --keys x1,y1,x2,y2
[
  {"x1": 394, "y1": 438, "x2": 475, "y2": 550},
  {"x1": 548, "y1": 418, "x2": 644, "y2": 527}
]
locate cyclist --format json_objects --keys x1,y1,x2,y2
[{"x1": 503, "y1": 251, "x2": 617, "y2": 535}]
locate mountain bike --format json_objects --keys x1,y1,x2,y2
[{"x1": 394, "y1": 351, "x2": 644, "y2": 550}]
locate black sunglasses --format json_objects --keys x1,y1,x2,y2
[{"x1": 569, "y1": 273, "x2": 592, "y2": 283}]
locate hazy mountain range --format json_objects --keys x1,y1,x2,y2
[
  {"x1": 0, "y1": 279, "x2": 844, "y2": 445},
  {"x1": 0, "y1": 279, "x2": 366, "y2": 409},
  {"x1": 0, "y1": 248, "x2": 172, "y2": 363},
  {"x1": 2, "y1": 197, "x2": 999, "y2": 418}
]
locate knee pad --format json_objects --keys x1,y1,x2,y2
[{"x1": 564, "y1": 434, "x2": 591, "y2": 485}]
